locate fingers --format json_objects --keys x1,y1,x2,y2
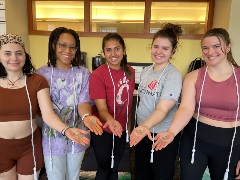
[
  {"x1": 152, "y1": 133, "x2": 173, "y2": 151},
  {"x1": 236, "y1": 161, "x2": 240, "y2": 177},
  {"x1": 72, "y1": 131, "x2": 90, "y2": 146},
  {"x1": 146, "y1": 131, "x2": 153, "y2": 140},
  {"x1": 130, "y1": 127, "x2": 147, "y2": 147},
  {"x1": 85, "y1": 118, "x2": 103, "y2": 135}
]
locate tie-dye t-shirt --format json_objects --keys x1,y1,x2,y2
[{"x1": 37, "y1": 65, "x2": 90, "y2": 155}]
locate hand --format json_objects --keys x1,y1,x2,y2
[
  {"x1": 103, "y1": 119, "x2": 122, "y2": 137},
  {"x1": 236, "y1": 160, "x2": 240, "y2": 179},
  {"x1": 65, "y1": 128, "x2": 90, "y2": 146},
  {"x1": 83, "y1": 115, "x2": 103, "y2": 135},
  {"x1": 152, "y1": 131, "x2": 174, "y2": 151},
  {"x1": 130, "y1": 125, "x2": 152, "y2": 147}
]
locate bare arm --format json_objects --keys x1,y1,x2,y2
[
  {"x1": 37, "y1": 88, "x2": 90, "y2": 145},
  {"x1": 94, "y1": 99, "x2": 122, "y2": 137},
  {"x1": 130, "y1": 99, "x2": 176, "y2": 147},
  {"x1": 153, "y1": 71, "x2": 198, "y2": 150},
  {"x1": 78, "y1": 102, "x2": 103, "y2": 135},
  {"x1": 142, "y1": 99, "x2": 176, "y2": 129},
  {"x1": 168, "y1": 71, "x2": 197, "y2": 136}
]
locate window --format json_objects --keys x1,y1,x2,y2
[
  {"x1": 35, "y1": 1, "x2": 84, "y2": 31},
  {"x1": 28, "y1": 0, "x2": 215, "y2": 39},
  {"x1": 91, "y1": 1, "x2": 145, "y2": 33},
  {"x1": 150, "y1": 2, "x2": 208, "y2": 34}
]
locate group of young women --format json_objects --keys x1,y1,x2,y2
[{"x1": 0, "y1": 22, "x2": 240, "y2": 180}]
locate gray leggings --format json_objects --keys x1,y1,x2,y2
[{"x1": 44, "y1": 151, "x2": 85, "y2": 180}]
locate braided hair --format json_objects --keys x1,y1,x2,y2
[{"x1": 48, "y1": 27, "x2": 82, "y2": 67}]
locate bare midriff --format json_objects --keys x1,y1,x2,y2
[
  {"x1": 193, "y1": 113, "x2": 240, "y2": 128},
  {"x1": 0, "y1": 119, "x2": 37, "y2": 139}
]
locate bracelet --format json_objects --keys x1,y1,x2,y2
[
  {"x1": 82, "y1": 113, "x2": 90, "y2": 121},
  {"x1": 61, "y1": 126, "x2": 70, "y2": 136}
]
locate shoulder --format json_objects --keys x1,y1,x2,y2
[
  {"x1": 27, "y1": 73, "x2": 46, "y2": 82},
  {"x1": 142, "y1": 65, "x2": 153, "y2": 74},
  {"x1": 27, "y1": 73, "x2": 49, "y2": 88},
  {"x1": 36, "y1": 65, "x2": 50, "y2": 75},
  {"x1": 127, "y1": 65, "x2": 135, "y2": 72},
  {"x1": 167, "y1": 64, "x2": 181, "y2": 76},
  {"x1": 183, "y1": 68, "x2": 199, "y2": 85},
  {"x1": 91, "y1": 64, "x2": 107, "y2": 76},
  {"x1": 73, "y1": 66, "x2": 90, "y2": 76}
]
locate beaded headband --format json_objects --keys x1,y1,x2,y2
[{"x1": 0, "y1": 34, "x2": 25, "y2": 49}]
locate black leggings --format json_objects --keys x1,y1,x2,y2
[
  {"x1": 134, "y1": 132, "x2": 181, "y2": 180},
  {"x1": 91, "y1": 131, "x2": 126, "y2": 180},
  {"x1": 180, "y1": 117, "x2": 240, "y2": 180}
]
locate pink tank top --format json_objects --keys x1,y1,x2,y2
[{"x1": 195, "y1": 66, "x2": 240, "y2": 122}]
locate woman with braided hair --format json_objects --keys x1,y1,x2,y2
[
  {"x1": 0, "y1": 33, "x2": 89, "y2": 180},
  {"x1": 37, "y1": 27, "x2": 102, "y2": 180}
]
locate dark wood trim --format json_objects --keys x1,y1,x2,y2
[
  {"x1": 84, "y1": 0, "x2": 91, "y2": 32},
  {"x1": 144, "y1": 0, "x2": 152, "y2": 33},
  {"x1": 27, "y1": 0, "x2": 37, "y2": 32},
  {"x1": 206, "y1": 0, "x2": 215, "y2": 31},
  {"x1": 28, "y1": 0, "x2": 214, "y2": 40},
  {"x1": 28, "y1": 30, "x2": 203, "y2": 40}
]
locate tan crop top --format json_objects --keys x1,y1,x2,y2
[{"x1": 0, "y1": 73, "x2": 49, "y2": 122}]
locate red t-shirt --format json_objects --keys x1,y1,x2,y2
[{"x1": 90, "y1": 64, "x2": 135, "y2": 133}]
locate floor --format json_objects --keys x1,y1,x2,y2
[{"x1": 38, "y1": 145, "x2": 211, "y2": 180}]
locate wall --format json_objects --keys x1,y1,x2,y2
[
  {"x1": 228, "y1": 0, "x2": 240, "y2": 64},
  {"x1": 212, "y1": 0, "x2": 231, "y2": 30},
  {"x1": 5, "y1": 0, "x2": 29, "y2": 53},
  {"x1": 29, "y1": 35, "x2": 201, "y2": 76},
  {"x1": 5, "y1": 0, "x2": 240, "y2": 77}
]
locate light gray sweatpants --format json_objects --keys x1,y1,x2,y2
[{"x1": 44, "y1": 151, "x2": 85, "y2": 180}]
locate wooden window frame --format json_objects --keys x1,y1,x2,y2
[{"x1": 28, "y1": 0, "x2": 215, "y2": 39}]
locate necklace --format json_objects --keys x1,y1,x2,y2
[{"x1": 6, "y1": 75, "x2": 23, "y2": 88}]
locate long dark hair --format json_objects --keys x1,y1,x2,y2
[
  {"x1": 48, "y1": 27, "x2": 82, "y2": 67},
  {"x1": 152, "y1": 23, "x2": 182, "y2": 55},
  {"x1": 102, "y1": 33, "x2": 132, "y2": 80},
  {"x1": 201, "y1": 28, "x2": 238, "y2": 67},
  {"x1": 0, "y1": 52, "x2": 35, "y2": 77}
]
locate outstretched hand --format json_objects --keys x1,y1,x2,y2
[
  {"x1": 103, "y1": 119, "x2": 122, "y2": 137},
  {"x1": 236, "y1": 160, "x2": 240, "y2": 179},
  {"x1": 130, "y1": 125, "x2": 152, "y2": 147},
  {"x1": 65, "y1": 128, "x2": 90, "y2": 146},
  {"x1": 84, "y1": 115, "x2": 103, "y2": 135},
  {"x1": 152, "y1": 131, "x2": 174, "y2": 151}
]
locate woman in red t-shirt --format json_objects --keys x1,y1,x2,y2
[{"x1": 89, "y1": 33, "x2": 135, "y2": 180}]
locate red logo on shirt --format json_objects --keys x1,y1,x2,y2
[{"x1": 148, "y1": 80, "x2": 159, "y2": 90}]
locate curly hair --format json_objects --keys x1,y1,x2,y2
[
  {"x1": 47, "y1": 27, "x2": 82, "y2": 67},
  {"x1": 152, "y1": 23, "x2": 183, "y2": 55},
  {"x1": 102, "y1": 33, "x2": 132, "y2": 80},
  {"x1": 0, "y1": 52, "x2": 35, "y2": 78}
]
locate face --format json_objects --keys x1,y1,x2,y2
[
  {"x1": 103, "y1": 40, "x2": 124, "y2": 69},
  {"x1": 151, "y1": 37, "x2": 173, "y2": 66},
  {"x1": 55, "y1": 33, "x2": 77, "y2": 69},
  {"x1": 0, "y1": 43, "x2": 25, "y2": 73},
  {"x1": 201, "y1": 36, "x2": 230, "y2": 66}
]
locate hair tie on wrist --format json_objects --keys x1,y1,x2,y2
[
  {"x1": 82, "y1": 113, "x2": 90, "y2": 121},
  {"x1": 61, "y1": 126, "x2": 70, "y2": 136}
]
